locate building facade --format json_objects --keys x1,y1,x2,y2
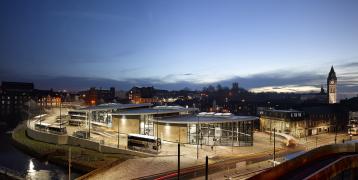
[
  {"x1": 69, "y1": 104, "x2": 258, "y2": 146},
  {"x1": 260, "y1": 105, "x2": 348, "y2": 138}
]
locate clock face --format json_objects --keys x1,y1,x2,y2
[{"x1": 330, "y1": 80, "x2": 335, "y2": 85}]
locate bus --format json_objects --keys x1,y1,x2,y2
[
  {"x1": 348, "y1": 128, "x2": 358, "y2": 136},
  {"x1": 127, "y1": 134, "x2": 161, "y2": 153},
  {"x1": 68, "y1": 110, "x2": 87, "y2": 126},
  {"x1": 48, "y1": 125, "x2": 67, "y2": 135},
  {"x1": 34, "y1": 122, "x2": 50, "y2": 131},
  {"x1": 348, "y1": 119, "x2": 358, "y2": 136}
]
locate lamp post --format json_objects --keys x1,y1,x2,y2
[
  {"x1": 205, "y1": 155, "x2": 208, "y2": 180},
  {"x1": 197, "y1": 116, "x2": 199, "y2": 160},
  {"x1": 334, "y1": 115, "x2": 337, "y2": 144},
  {"x1": 68, "y1": 147, "x2": 71, "y2": 180},
  {"x1": 117, "y1": 117, "x2": 120, "y2": 148},
  {"x1": 178, "y1": 143, "x2": 180, "y2": 179},
  {"x1": 156, "y1": 109, "x2": 159, "y2": 153},
  {"x1": 88, "y1": 110, "x2": 91, "y2": 139},
  {"x1": 27, "y1": 101, "x2": 30, "y2": 127},
  {"x1": 60, "y1": 99, "x2": 62, "y2": 129},
  {"x1": 273, "y1": 128, "x2": 276, "y2": 167},
  {"x1": 270, "y1": 120, "x2": 272, "y2": 143}
]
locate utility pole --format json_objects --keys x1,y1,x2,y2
[
  {"x1": 88, "y1": 110, "x2": 91, "y2": 139},
  {"x1": 270, "y1": 120, "x2": 272, "y2": 143},
  {"x1": 334, "y1": 115, "x2": 337, "y2": 144},
  {"x1": 178, "y1": 143, "x2": 180, "y2": 179},
  {"x1": 205, "y1": 155, "x2": 208, "y2": 180},
  {"x1": 157, "y1": 109, "x2": 159, "y2": 153},
  {"x1": 68, "y1": 147, "x2": 71, "y2": 180},
  {"x1": 273, "y1": 128, "x2": 276, "y2": 167},
  {"x1": 197, "y1": 116, "x2": 199, "y2": 160},
  {"x1": 27, "y1": 101, "x2": 30, "y2": 127},
  {"x1": 231, "y1": 123, "x2": 234, "y2": 152},
  {"x1": 117, "y1": 118, "x2": 120, "y2": 148},
  {"x1": 60, "y1": 99, "x2": 62, "y2": 129}
]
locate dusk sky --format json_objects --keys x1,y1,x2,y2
[{"x1": 0, "y1": 0, "x2": 358, "y2": 99}]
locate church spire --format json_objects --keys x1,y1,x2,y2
[{"x1": 328, "y1": 65, "x2": 337, "y2": 81}]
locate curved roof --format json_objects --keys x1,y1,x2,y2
[
  {"x1": 157, "y1": 115, "x2": 258, "y2": 124},
  {"x1": 112, "y1": 107, "x2": 198, "y2": 115},
  {"x1": 80, "y1": 103, "x2": 152, "y2": 111}
]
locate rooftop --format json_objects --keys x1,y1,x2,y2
[
  {"x1": 265, "y1": 109, "x2": 303, "y2": 113},
  {"x1": 157, "y1": 114, "x2": 258, "y2": 124},
  {"x1": 113, "y1": 107, "x2": 198, "y2": 115},
  {"x1": 80, "y1": 103, "x2": 152, "y2": 111}
]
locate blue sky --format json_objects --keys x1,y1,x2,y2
[{"x1": 0, "y1": 0, "x2": 358, "y2": 98}]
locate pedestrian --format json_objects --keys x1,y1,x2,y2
[{"x1": 211, "y1": 145, "x2": 213, "y2": 151}]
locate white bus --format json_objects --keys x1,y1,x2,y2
[
  {"x1": 34, "y1": 122, "x2": 51, "y2": 131},
  {"x1": 127, "y1": 134, "x2": 161, "y2": 153},
  {"x1": 48, "y1": 125, "x2": 67, "y2": 135},
  {"x1": 348, "y1": 119, "x2": 358, "y2": 136}
]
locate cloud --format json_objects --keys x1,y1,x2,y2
[
  {"x1": 249, "y1": 85, "x2": 320, "y2": 93},
  {"x1": 337, "y1": 62, "x2": 358, "y2": 68},
  {"x1": 183, "y1": 73, "x2": 193, "y2": 76},
  {"x1": 1, "y1": 62, "x2": 357, "y2": 100},
  {"x1": 52, "y1": 11, "x2": 134, "y2": 22}
]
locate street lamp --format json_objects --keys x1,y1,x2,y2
[
  {"x1": 156, "y1": 109, "x2": 159, "y2": 153},
  {"x1": 273, "y1": 128, "x2": 276, "y2": 167},
  {"x1": 118, "y1": 116, "x2": 120, "y2": 148},
  {"x1": 334, "y1": 115, "x2": 337, "y2": 144},
  {"x1": 60, "y1": 99, "x2": 62, "y2": 129},
  {"x1": 197, "y1": 115, "x2": 199, "y2": 160}
]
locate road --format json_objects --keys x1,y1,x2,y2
[{"x1": 137, "y1": 145, "x2": 304, "y2": 180}]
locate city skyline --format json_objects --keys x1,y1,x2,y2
[{"x1": 0, "y1": 0, "x2": 358, "y2": 99}]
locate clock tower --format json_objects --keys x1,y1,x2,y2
[{"x1": 327, "y1": 66, "x2": 337, "y2": 104}]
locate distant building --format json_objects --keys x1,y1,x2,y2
[
  {"x1": 327, "y1": 66, "x2": 337, "y2": 104},
  {"x1": 128, "y1": 86, "x2": 157, "y2": 104},
  {"x1": 79, "y1": 87, "x2": 116, "y2": 105},
  {"x1": 0, "y1": 81, "x2": 61, "y2": 127}
]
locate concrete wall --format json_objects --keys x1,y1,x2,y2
[
  {"x1": 68, "y1": 136, "x2": 100, "y2": 151},
  {"x1": 26, "y1": 127, "x2": 68, "y2": 144},
  {"x1": 26, "y1": 126, "x2": 153, "y2": 157},
  {"x1": 112, "y1": 116, "x2": 140, "y2": 134},
  {"x1": 155, "y1": 123, "x2": 188, "y2": 143}
]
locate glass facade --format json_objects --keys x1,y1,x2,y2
[{"x1": 187, "y1": 120, "x2": 253, "y2": 147}]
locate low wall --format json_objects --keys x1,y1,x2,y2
[
  {"x1": 249, "y1": 143, "x2": 358, "y2": 180},
  {"x1": 26, "y1": 127, "x2": 68, "y2": 144},
  {"x1": 68, "y1": 136, "x2": 100, "y2": 151},
  {"x1": 100, "y1": 145, "x2": 152, "y2": 157},
  {"x1": 26, "y1": 126, "x2": 153, "y2": 157}
]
